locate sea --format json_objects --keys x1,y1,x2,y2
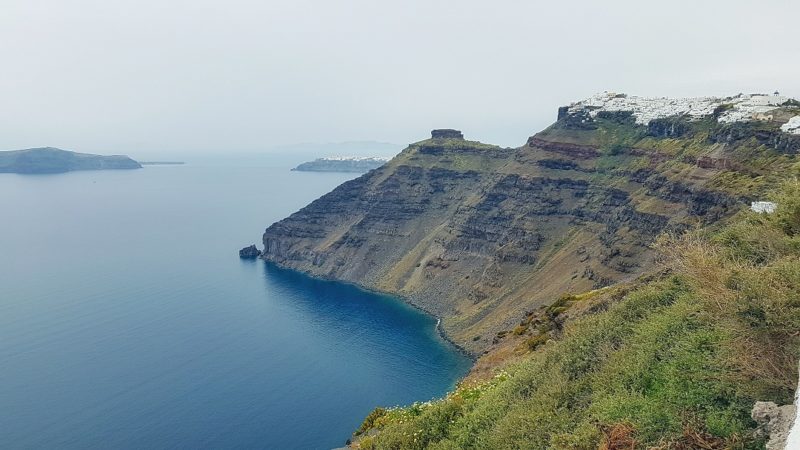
[{"x1": 0, "y1": 155, "x2": 471, "y2": 449}]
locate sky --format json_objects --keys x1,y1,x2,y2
[{"x1": 1, "y1": 0, "x2": 798, "y2": 155}]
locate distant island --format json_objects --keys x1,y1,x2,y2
[
  {"x1": 0, "y1": 147, "x2": 142, "y2": 174},
  {"x1": 292, "y1": 156, "x2": 390, "y2": 173}
]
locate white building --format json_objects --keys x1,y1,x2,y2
[
  {"x1": 751, "y1": 201, "x2": 777, "y2": 214},
  {"x1": 566, "y1": 92, "x2": 796, "y2": 129}
]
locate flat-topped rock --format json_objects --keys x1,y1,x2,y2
[{"x1": 431, "y1": 129, "x2": 464, "y2": 140}]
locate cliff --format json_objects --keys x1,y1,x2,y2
[
  {"x1": 0, "y1": 147, "x2": 142, "y2": 174},
  {"x1": 261, "y1": 94, "x2": 800, "y2": 355},
  {"x1": 353, "y1": 188, "x2": 800, "y2": 449}
]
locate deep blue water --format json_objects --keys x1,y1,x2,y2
[{"x1": 0, "y1": 157, "x2": 471, "y2": 449}]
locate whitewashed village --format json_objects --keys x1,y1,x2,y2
[{"x1": 566, "y1": 91, "x2": 800, "y2": 133}]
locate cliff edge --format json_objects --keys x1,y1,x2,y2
[{"x1": 261, "y1": 93, "x2": 800, "y2": 355}]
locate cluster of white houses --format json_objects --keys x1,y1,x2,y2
[{"x1": 567, "y1": 92, "x2": 797, "y2": 131}]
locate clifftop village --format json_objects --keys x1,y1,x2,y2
[{"x1": 566, "y1": 91, "x2": 800, "y2": 134}]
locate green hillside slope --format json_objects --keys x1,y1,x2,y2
[
  {"x1": 354, "y1": 179, "x2": 800, "y2": 449},
  {"x1": 263, "y1": 102, "x2": 800, "y2": 356}
]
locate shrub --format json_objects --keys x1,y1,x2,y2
[
  {"x1": 357, "y1": 181, "x2": 800, "y2": 450},
  {"x1": 525, "y1": 333, "x2": 549, "y2": 351},
  {"x1": 511, "y1": 324, "x2": 528, "y2": 336},
  {"x1": 357, "y1": 407, "x2": 387, "y2": 435}
]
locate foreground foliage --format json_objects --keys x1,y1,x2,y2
[{"x1": 356, "y1": 180, "x2": 800, "y2": 449}]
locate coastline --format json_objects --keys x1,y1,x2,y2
[{"x1": 260, "y1": 259, "x2": 477, "y2": 362}]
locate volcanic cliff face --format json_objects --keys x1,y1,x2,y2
[{"x1": 262, "y1": 95, "x2": 800, "y2": 355}]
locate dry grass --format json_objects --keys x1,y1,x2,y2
[
  {"x1": 656, "y1": 205, "x2": 800, "y2": 398},
  {"x1": 354, "y1": 181, "x2": 800, "y2": 450},
  {"x1": 599, "y1": 423, "x2": 637, "y2": 450}
]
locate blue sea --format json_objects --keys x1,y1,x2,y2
[{"x1": 0, "y1": 156, "x2": 471, "y2": 449}]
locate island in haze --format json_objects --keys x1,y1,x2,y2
[
  {"x1": 291, "y1": 156, "x2": 391, "y2": 173},
  {"x1": 0, "y1": 147, "x2": 142, "y2": 174},
  {"x1": 139, "y1": 161, "x2": 185, "y2": 166}
]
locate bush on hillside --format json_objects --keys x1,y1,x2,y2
[{"x1": 355, "y1": 180, "x2": 800, "y2": 450}]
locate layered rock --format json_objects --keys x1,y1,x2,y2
[
  {"x1": 261, "y1": 97, "x2": 800, "y2": 355},
  {"x1": 430, "y1": 129, "x2": 464, "y2": 139}
]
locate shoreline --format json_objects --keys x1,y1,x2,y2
[{"x1": 260, "y1": 258, "x2": 477, "y2": 362}]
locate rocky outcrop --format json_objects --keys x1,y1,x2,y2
[
  {"x1": 258, "y1": 96, "x2": 799, "y2": 354},
  {"x1": 430, "y1": 129, "x2": 464, "y2": 139},
  {"x1": 526, "y1": 137, "x2": 600, "y2": 159},
  {"x1": 696, "y1": 156, "x2": 733, "y2": 170},
  {"x1": 752, "y1": 401, "x2": 796, "y2": 450},
  {"x1": 536, "y1": 158, "x2": 587, "y2": 172},
  {"x1": 709, "y1": 122, "x2": 800, "y2": 154},
  {"x1": 647, "y1": 116, "x2": 693, "y2": 138},
  {"x1": 595, "y1": 110, "x2": 636, "y2": 124},
  {"x1": 239, "y1": 245, "x2": 262, "y2": 259},
  {"x1": 753, "y1": 363, "x2": 800, "y2": 449},
  {"x1": 553, "y1": 108, "x2": 598, "y2": 130},
  {"x1": 555, "y1": 106, "x2": 569, "y2": 121}
]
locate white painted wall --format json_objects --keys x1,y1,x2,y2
[{"x1": 786, "y1": 363, "x2": 800, "y2": 450}]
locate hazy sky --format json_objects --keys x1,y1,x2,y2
[{"x1": 2, "y1": 0, "x2": 798, "y2": 154}]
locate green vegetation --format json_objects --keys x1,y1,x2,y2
[
  {"x1": 262, "y1": 103, "x2": 800, "y2": 448},
  {"x1": 292, "y1": 157, "x2": 388, "y2": 173},
  {"x1": 400, "y1": 139, "x2": 510, "y2": 173},
  {"x1": 593, "y1": 117, "x2": 647, "y2": 154},
  {"x1": 573, "y1": 115, "x2": 800, "y2": 199},
  {"x1": 355, "y1": 180, "x2": 800, "y2": 449}
]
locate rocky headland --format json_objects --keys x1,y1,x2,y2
[
  {"x1": 261, "y1": 93, "x2": 800, "y2": 355},
  {"x1": 257, "y1": 92, "x2": 800, "y2": 448}
]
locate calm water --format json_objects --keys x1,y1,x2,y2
[{"x1": 0, "y1": 156, "x2": 471, "y2": 449}]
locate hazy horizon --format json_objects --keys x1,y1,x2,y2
[
  {"x1": 2, "y1": 0, "x2": 798, "y2": 154},
  {"x1": 1, "y1": 140, "x2": 407, "y2": 161}
]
